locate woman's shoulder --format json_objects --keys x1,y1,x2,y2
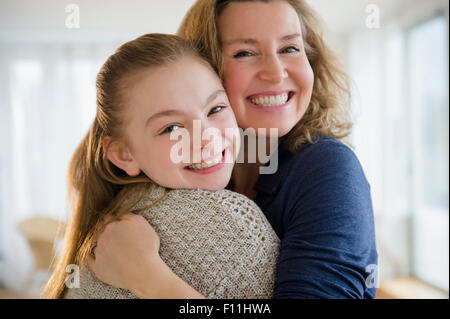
[
  {"x1": 287, "y1": 136, "x2": 368, "y2": 184},
  {"x1": 278, "y1": 137, "x2": 375, "y2": 250},
  {"x1": 273, "y1": 136, "x2": 372, "y2": 221},
  {"x1": 293, "y1": 136, "x2": 358, "y2": 164}
]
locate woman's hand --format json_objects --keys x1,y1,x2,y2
[
  {"x1": 87, "y1": 212, "x2": 205, "y2": 298},
  {"x1": 87, "y1": 212, "x2": 160, "y2": 295}
]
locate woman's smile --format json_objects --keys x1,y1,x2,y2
[{"x1": 247, "y1": 90, "x2": 296, "y2": 112}]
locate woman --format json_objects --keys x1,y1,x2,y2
[{"x1": 87, "y1": 0, "x2": 378, "y2": 299}]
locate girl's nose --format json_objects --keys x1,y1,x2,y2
[
  {"x1": 258, "y1": 54, "x2": 288, "y2": 84},
  {"x1": 200, "y1": 126, "x2": 223, "y2": 154},
  {"x1": 191, "y1": 121, "x2": 223, "y2": 162}
]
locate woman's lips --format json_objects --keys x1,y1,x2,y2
[
  {"x1": 246, "y1": 91, "x2": 295, "y2": 112},
  {"x1": 247, "y1": 90, "x2": 293, "y2": 99}
]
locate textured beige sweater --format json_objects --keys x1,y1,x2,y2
[{"x1": 64, "y1": 185, "x2": 280, "y2": 299}]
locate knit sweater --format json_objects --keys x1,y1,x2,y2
[{"x1": 64, "y1": 185, "x2": 280, "y2": 299}]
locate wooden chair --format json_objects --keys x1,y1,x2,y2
[{"x1": 18, "y1": 217, "x2": 66, "y2": 296}]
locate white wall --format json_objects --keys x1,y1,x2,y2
[{"x1": 0, "y1": 0, "x2": 196, "y2": 44}]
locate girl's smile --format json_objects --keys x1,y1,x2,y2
[{"x1": 185, "y1": 149, "x2": 227, "y2": 174}]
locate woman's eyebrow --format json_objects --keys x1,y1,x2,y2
[
  {"x1": 222, "y1": 33, "x2": 302, "y2": 46},
  {"x1": 281, "y1": 33, "x2": 301, "y2": 41},
  {"x1": 145, "y1": 89, "x2": 226, "y2": 127}
]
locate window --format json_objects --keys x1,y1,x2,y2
[
  {"x1": 408, "y1": 16, "x2": 449, "y2": 292},
  {"x1": 347, "y1": 7, "x2": 449, "y2": 294}
]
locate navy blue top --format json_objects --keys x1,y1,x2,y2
[{"x1": 253, "y1": 136, "x2": 378, "y2": 299}]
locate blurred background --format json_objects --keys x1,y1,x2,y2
[{"x1": 0, "y1": 0, "x2": 448, "y2": 299}]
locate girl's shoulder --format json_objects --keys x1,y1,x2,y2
[
  {"x1": 130, "y1": 187, "x2": 280, "y2": 298},
  {"x1": 147, "y1": 187, "x2": 266, "y2": 221},
  {"x1": 131, "y1": 185, "x2": 276, "y2": 235},
  {"x1": 131, "y1": 185, "x2": 262, "y2": 213}
]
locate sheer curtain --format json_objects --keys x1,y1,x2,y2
[
  {"x1": 346, "y1": 3, "x2": 449, "y2": 291},
  {"x1": 0, "y1": 42, "x2": 117, "y2": 292}
]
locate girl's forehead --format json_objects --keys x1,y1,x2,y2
[{"x1": 126, "y1": 57, "x2": 224, "y2": 116}]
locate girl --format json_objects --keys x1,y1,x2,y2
[
  {"x1": 43, "y1": 33, "x2": 279, "y2": 299},
  {"x1": 88, "y1": 0, "x2": 378, "y2": 299}
]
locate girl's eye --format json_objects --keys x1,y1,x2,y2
[
  {"x1": 233, "y1": 51, "x2": 253, "y2": 58},
  {"x1": 161, "y1": 124, "x2": 181, "y2": 134},
  {"x1": 208, "y1": 105, "x2": 227, "y2": 115},
  {"x1": 282, "y1": 46, "x2": 300, "y2": 54}
]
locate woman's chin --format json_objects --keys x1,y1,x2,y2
[{"x1": 239, "y1": 123, "x2": 295, "y2": 138}]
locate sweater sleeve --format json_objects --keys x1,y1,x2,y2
[{"x1": 273, "y1": 141, "x2": 378, "y2": 299}]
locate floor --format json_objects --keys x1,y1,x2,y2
[{"x1": 0, "y1": 289, "x2": 36, "y2": 299}]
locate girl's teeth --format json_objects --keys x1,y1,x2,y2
[
  {"x1": 250, "y1": 93, "x2": 289, "y2": 107},
  {"x1": 188, "y1": 153, "x2": 223, "y2": 170}
]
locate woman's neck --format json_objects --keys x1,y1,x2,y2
[
  {"x1": 230, "y1": 135, "x2": 279, "y2": 200},
  {"x1": 231, "y1": 162, "x2": 260, "y2": 199}
]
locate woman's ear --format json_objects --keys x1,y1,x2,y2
[{"x1": 103, "y1": 136, "x2": 141, "y2": 176}]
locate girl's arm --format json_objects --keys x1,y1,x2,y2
[{"x1": 87, "y1": 213, "x2": 205, "y2": 299}]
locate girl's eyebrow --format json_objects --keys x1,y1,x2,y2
[
  {"x1": 145, "y1": 109, "x2": 185, "y2": 127},
  {"x1": 222, "y1": 33, "x2": 301, "y2": 46},
  {"x1": 145, "y1": 89, "x2": 226, "y2": 127}
]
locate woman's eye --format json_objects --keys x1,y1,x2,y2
[
  {"x1": 161, "y1": 124, "x2": 181, "y2": 134},
  {"x1": 282, "y1": 46, "x2": 300, "y2": 54},
  {"x1": 208, "y1": 105, "x2": 227, "y2": 115},
  {"x1": 233, "y1": 51, "x2": 253, "y2": 58}
]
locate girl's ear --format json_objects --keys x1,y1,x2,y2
[{"x1": 103, "y1": 136, "x2": 141, "y2": 176}]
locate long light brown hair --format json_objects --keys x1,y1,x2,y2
[
  {"x1": 42, "y1": 34, "x2": 201, "y2": 299},
  {"x1": 178, "y1": 0, "x2": 353, "y2": 152}
]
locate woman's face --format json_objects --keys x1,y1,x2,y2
[
  {"x1": 218, "y1": 0, "x2": 314, "y2": 137},
  {"x1": 119, "y1": 56, "x2": 239, "y2": 191}
]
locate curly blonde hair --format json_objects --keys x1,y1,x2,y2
[{"x1": 178, "y1": 0, "x2": 353, "y2": 152}]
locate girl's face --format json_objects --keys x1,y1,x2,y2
[
  {"x1": 218, "y1": 0, "x2": 314, "y2": 137},
  {"x1": 119, "y1": 56, "x2": 239, "y2": 191}
]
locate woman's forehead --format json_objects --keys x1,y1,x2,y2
[{"x1": 217, "y1": 1, "x2": 301, "y2": 40}]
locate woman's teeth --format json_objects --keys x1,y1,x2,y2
[
  {"x1": 250, "y1": 93, "x2": 289, "y2": 107},
  {"x1": 187, "y1": 152, "x2": 223, "y2": 170}
]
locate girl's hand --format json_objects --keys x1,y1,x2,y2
[{"x1": 87, "y1": 212, "x2": 160, "y2": 294}]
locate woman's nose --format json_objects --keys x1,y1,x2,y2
[{"x1": 258, "y1": 54, "x2": 288, "y2": 83}]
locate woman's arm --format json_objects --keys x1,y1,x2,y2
[
  {"x1": 271, "y1": 140, "x2": 378, "y2": 298},
  {"x1": 87, "y1": 213, "x2": 205, "y2": 299}
]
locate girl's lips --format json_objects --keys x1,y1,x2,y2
[{"x1": 184, "y1": 150, "x2": 226, "y2": 175}]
